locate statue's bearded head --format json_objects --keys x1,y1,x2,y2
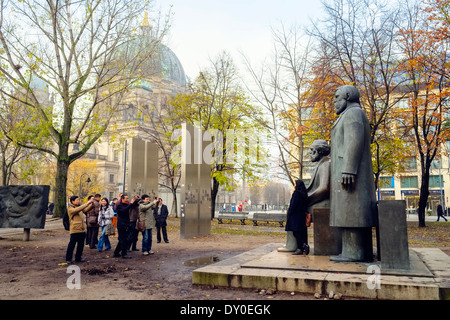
[
  {"x1": 309, "y1": 139, "x2": 330, "y2": 162},
  {"x1": 334, "y1": 85, "x2": 360, "y2": 115}
]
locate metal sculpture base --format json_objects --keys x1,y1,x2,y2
[
  {"x1": 277, "y1": 231, "x2": 297, "y2": 252},
  {"x1": 330, "y1": 227, "x2": 373, "y2": 262}
]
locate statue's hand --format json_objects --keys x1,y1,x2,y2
[{"x1": 341, "y1": 173, "x2": 356, "y2": 191}]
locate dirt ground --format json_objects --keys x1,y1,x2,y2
[
  {"x1": 0, "y1": 218, "x2": 448, "y2": 301},
  {"x1": 0, "y1": 219, "x2": 311, "y2": 301}
]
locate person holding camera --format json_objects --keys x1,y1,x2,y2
[
  {"x1": 138, "y1": 195, "x2": 159, "y2": 255},
  {"x1": 127, "y1": 195, "x2": 141, "y2": 252},
  {"x1": 65, "y1": 196, "x2": 94, "y2": 263},
  {"x1": 113, "y1": 194, "x2": 139, "y2": 259}
]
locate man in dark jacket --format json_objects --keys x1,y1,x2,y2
[
  {"x1": 154, "y1": 198, "x2": 169, "y2": 243},
  {"x1": 113, "y1": 194, "x2": 139, "y2": 259},
  {"x1": 437, "y1": 203, "x2": 448, "y2": 221},
  {"x1": 127, "y1": 195, "x2": 141, "y2": 251}
]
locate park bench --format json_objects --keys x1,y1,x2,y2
[
  {"x1": 215, "y1": 211, "x2": 249, "y2": 225},
  {"x1": 251, "y1": 212, "x2": 286, "y2": 227}
]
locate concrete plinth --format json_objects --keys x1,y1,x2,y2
[
  {"x1": 192, "y1": 243, "x2": 450, "y2": 300},
  {"x1": 377, "y1": 200, "x2": 410, "y2": 270},
  {"x1": 312, "y1": 208, "x2": 341, "y2": 256}
]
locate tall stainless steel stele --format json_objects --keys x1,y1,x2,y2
[{"x1": 180, "y1": 123, "x2": 211, "y2": 238}]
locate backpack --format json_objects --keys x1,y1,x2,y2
[{"x1": 63, "y1": 211, "x2": 70, "y2": 231}]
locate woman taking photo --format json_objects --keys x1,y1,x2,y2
[
  {"x1": 97, "y1": 197, "x2": 114, "y2": 252},
  {"x1": 285, "y1": 180, "x2": 310, "y2": 255}
]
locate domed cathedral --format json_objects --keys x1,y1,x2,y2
[{"x1": 82, "y1": 12, "x2": 187, "y2": 205}]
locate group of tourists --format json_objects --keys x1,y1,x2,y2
[{"x1": 65, "y1": 193, "x2": 169, "y2": 263}]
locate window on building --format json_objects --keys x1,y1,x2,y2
[
  {"x1": 431, "y1": 158, "x2": 442, "y2": 169},
  {"x1": 405, "y1": 157, "x2": 417, "y2": 170},
  {"x1": 400, "y1": 176, "x2": 418, "y2": 188},
  {"x1": 379, "y1": 176, "x2": 394, "y2": 188},
  {"x1": 109, "y1": 174, "x2": 114, "y2": 184},
  {"x1": 429, "y1": 175, "x2": 443, "y2": 188}
]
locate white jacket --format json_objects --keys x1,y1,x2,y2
[{"x1": 98, "y1": 205, "x2": 114, "y2": 227}]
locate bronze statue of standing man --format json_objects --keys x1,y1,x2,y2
[{"x1": 329, "y1": 85, "x2": 376, "y2": 262}]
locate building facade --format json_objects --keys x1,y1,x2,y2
[{"x1": 73, "y1": 14, "x2": 187, "y2": 213}]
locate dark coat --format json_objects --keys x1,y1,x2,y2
[
  {"x1": 116, "y1": 201, "x2": 139, "y2": 229},
  {"x1": 285, "y1": 190, "x2": 308, "y2": 232},
  {"x1": 154, "y1": 204, "x2": 169, "y2": 227},
  {"x1": 437, "y1": 204, "x2": 444, "y2": 216}
]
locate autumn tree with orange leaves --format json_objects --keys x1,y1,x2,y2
[
  {"x1": 307, "y1": 0, "x2": 413, "y2": 189},
  {"x1": 397, "y1": 0, "x2": 450, "y2": 227}
]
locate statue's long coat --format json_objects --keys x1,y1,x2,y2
[
  {"x1": 306, "y1": 155, "x2": 330, "y2": 209},
  {"x1": 330, "y1": 105, "x2": 376, "y2": 228}
]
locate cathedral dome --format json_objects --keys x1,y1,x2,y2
[
  {"x1": 157, "y1": 44, "x2": 186, "y2": 87},
  {"x1": 118, "y1": 13, "x2": 187, "y2": 88}
]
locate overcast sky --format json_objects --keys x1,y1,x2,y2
[{"x1": 155, "y1": 0, "x2": 325, "y2": 80}]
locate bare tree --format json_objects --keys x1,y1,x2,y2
[
  {"x1": 242, "y1": 23, "x2": 315, "y2": 187},
  {"x1": 139, "y1": 94, "x2": 182, "y2": 217}
]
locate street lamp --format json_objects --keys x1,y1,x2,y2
[{"x1": 79, "y1": 173, "x2": 91, "y2": 201}]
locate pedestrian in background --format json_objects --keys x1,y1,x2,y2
[
  {"x1": 437, "y1": 203, "x2": 448, "y2": 221},
  {"x1": 154, "y1": 198, "x2": 169, "y2": 243},
  {"x1": 111, "y1": 197, "x2": 118, "y2": 237}
]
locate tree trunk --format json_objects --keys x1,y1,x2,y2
[
  {"x1": 418, "y1": 162, "x2": 431, "y2": 228},
  {"x1": 172, "y1": 189, "x2": 178, "y2": 218},
  {"x1": 53, "y1": 158, "x2": 70, "y2": 218},
  {"x1": 211, "y1": 176, "x2": 220, "y2": 220}
]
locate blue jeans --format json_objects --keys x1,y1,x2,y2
[
  {"x1": 141, "y1": 228, "x2": 152, "y2": 253},
  {"x1": 97, "y1": 225, "x2": 111, "y2": 251}
]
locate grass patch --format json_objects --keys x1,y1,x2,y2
[
  {"x1": 407, "y1": 221, "x2": 450, "y2": 247},
  {"x1": 166, "y1": 217, "x2": 450, "y2": 246}
]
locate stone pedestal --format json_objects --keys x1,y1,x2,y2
[
  {"x1": 277, "y1": 231, "x2": 297, "y2": 252},
  {"x1": 377, "y1": 200, "x2": 410, "y2": 270},
  {"x1": 313, "y1": 207, "x2": 342, "y2": 256},
  {"x1": 23, "y1": 228, "x2": 30, "y2": 241}
]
